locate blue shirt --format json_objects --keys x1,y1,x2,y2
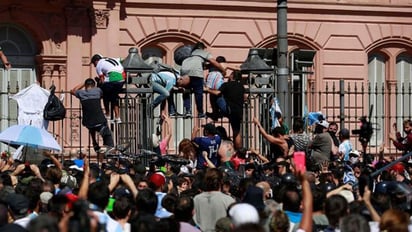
[
  {"x1": 193, "y1": 135, "x2": 221, "y2": 169},
  {"x1": 150, "y1": 71, "x2": 177, "y2": 91}
]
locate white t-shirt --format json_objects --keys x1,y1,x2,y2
[{"x1": 96, "y1": 58, "x2": 124, "y2": 82}]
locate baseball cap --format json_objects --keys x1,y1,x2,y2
[
  {"x1": 337, "y1": 190, "x2": 355, "y2": 203},
  {"x1": 90, "y1": 54, "x2": 103, "y2": 64},
  {"x1": 349, "y1": 150, "x2": 360, "y2": 157},
  {"x1": 317, "y1": 120, "x2": 329, "y2": 128},
  {"x1": 6, "y1": 193, "x2": 29, "y2": 216},
  {"x1": 149, "y1": 172, "x2": 166, "y2": 188},
  {"x1": 40, "y1": 192, "x2": 54, "y2": 204},
  {"x1": 229, "y1": 203, "x2": 260, "y2": 227}
]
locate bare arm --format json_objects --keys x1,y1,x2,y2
[
  {"x1": 120, "y1": 174, "x2": 139, "y2": 199},
  {"x1": 0, "y1": 51, "x2": 11, "y2": 70},
  {"x1": 202, "y1": 151, "x2": 216, "y2": 168},
  {"x1": 192, "y1": 126, "x2": 201, "y2": 140},
  {"x1": 108, "y1": 173, "x2": 120, "y2": 192},
  {"x1": 253, "y1": 117, "x2": 288, "y2": 145},
  {"x1": 78, "y1": 157, "x2": 90, "y2": 199},
  {"x1": 204, "y1": 86, "x2": 221, "y2": 96},
  {"x1": 249, "y1": 148, "x2": 269, "y2": 163},
  {"x1": 43, "y1": 151, "x2": 63, "y2": 170},
  {"x1": 162, "y1": 114, "x2": 173, "y2": 146},
  {"x1": 70, "y1": 82, "x2": 85, "y2": 96},
  {"x1": 208, "y1": 58, "x2": 226, "y2": 75},
  {"x1": 298, "y1": 171, "x2": 313, "y2": 231},
  {"x1": 362, "y1": 186, "x2": 380, "y2": 222}
]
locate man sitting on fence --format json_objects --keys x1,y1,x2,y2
[{"x1": 70, "y1": 78, "x2": 114, "y2": 154}]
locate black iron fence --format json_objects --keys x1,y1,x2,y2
[{"x1": 0, "y1": 79, "x2": 411, "y2": 159}]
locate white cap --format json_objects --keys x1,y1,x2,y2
[
  {"x1": 318, "y1": 120, "x2": 329, "y2": 128},
  {"x1": 229, "y1": 203, "x2": 260, "y2": 227},
  {"x1": 338, "y1": 190, "x2": 355, "y2": 203}
]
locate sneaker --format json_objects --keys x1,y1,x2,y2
[
  {"x1": 198, "y1": 113, "x2": 206, "y2": 118},
  {"x1": 114, "y1": 118, "x2": 122, "y2": 123},
  {"x1": 97, "y1": 147, "x2": 107, "y2": 154},
  {"x1": 105, "y1": 116, "x2": 115, "y2": 124},
  {"x1": 94, "y1": 146, "x2": 101, "y2": 153},
  {"x1": 206, "y1": 112, "x2": 219, "y2": 121},
  {"x1": 169, "y1": 112, "x2": 183, "y2": 117},
  {"x1": 184, "y1": 111, "x2": 193, "y2": 118}
]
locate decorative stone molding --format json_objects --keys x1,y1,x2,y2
[
  {"x1": 58, "y1": 65, "x2": 66, "y2": 77},
  {"x1": 43, "y1": 65, "x2": 54, "y2": 77},
  {"x1": 94, "y1": 9, "x2": 110, "y2": 29}
]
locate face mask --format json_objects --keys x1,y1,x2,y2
[{"x1": 350, "y1": 157, "x2": 359, "y2": 164}]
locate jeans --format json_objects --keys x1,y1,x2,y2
[
  {"x1": 216, "y1": 97, "x2": 229, "y2": 115},
  {"x1": 152, "y1": 82, "x2": 170, "y2": 108},
  {"x1": 183, "y1": 76, "x2": 204, "y2": 114}
]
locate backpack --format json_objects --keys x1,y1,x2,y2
[
  {"x1": 174, "y1": 45, "x2": 193, "y2": 65},
  {"x1": 44, "y1": 85, "x2": 66, "y2": 121}
]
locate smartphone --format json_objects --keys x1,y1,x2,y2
[{"x1": 293, "y1": 151, "x2": 306, "y2": 173}]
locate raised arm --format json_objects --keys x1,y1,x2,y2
[
  {"x1": 162, "y1": 114, "x2": 173, "y2": 146},
  {"x1": 70, "y1": 81, "x2": 85, "y2": 96},
  {"x1": 0, "y1": 50, "x2": 11, "y2": 70},
  {"x1": 298, "y1": 170, "x2": 313, "y2": 232},
  {"x1": 253, "y1": 117, "x2": 287, "y2": 145},
  {"x1": 43, "y1": 151, "x2": 63, "y2": 170},
  {"x1": 77, "y1": 157, "x2": 90, "y2": 199},
  {"x1": 208, "y1": 58, "x2": 226, "y2": 76}
]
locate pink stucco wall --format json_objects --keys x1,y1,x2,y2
[{"x1": 0, "y1": 0, "x2": 411, "y2": 152}]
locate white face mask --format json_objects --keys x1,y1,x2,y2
[{"x1": 350, "y1": 156, "x2": 359, "y2": 164}]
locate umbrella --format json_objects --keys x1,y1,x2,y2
[{"x1": 0, "y1": 125, "x2": 61, "y2": 152}]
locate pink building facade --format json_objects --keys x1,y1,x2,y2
[{"x1": 0, "y1": 0, "x2": 411, "y2": 153}]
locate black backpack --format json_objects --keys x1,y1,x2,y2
[
  {"x1": 44, "y1": 85, "x2": 66, "y2": 121},
  {"x1": 174, "y1": 45, "x2": 193, "y2": 65}
]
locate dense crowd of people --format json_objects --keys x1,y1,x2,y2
[
  {"x1": 0, "y1": 117, "x2": 411, "y2": 232},
  {"x1": 1, "y1": 42, "x2": 412, "y2": 232}
]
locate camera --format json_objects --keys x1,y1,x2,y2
[
  {"x1": 352, "y1": 116, "x2": 373, "y2": 144},
  {"x1": 150, "y1": 155, "x2": 190, "y2": 167}
]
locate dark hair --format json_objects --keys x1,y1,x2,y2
[
  {"x1": 340, "y1": 213, "x2": 370, "y2": 232},
  {"x1": 293, "y1": 117, "x2": 305, "y2": 133},
  {"x1": 233, "y1": 70, "x2": 242, "y2": 81},
  {"x1": 135, "y1": 188, "x2": 158, "y2": 215},
  {"x1": 48, "y1": 194, "x2": 69, "y2": 221},
  {"x1": 113, "y1": 196, "x2": 132, "y2": 219},
  {"x1": 161, "y1": 193, "x2": 177, "y2": 213},
  {"x1": 281, "y1": 185, "x2": 301, "y2": 212},
  {"x1": 84, "y1": 78, "x2": 96, "y2": 87},
  {"x1": 0, "y1": 174, "x2": 12, "y2": 186},
  {"x1": 0, "y1": 203, "x2": 8, "y2": 227},
  {"x1": 233, "y1": 223, "x2": 265, "y2": 232},
  {"x1": 192, "y1": 42, "x2": 206, "y2": 51},
  {"x1": 271, "y1": 126, "x2": 285, "y2": 137},
  {"x1": 203, "y1": 168, "x2": 223, "y2": 191},
  {"x1": 216, "y1": 56, "x2": 226, "y2": 63},
  {"x1": 27, "y1": 215, "x2": 59, "y2": 232},
  {"x1": 87, "y1": 181, "x2": 110, "y2": 210},
  {"x1": 174, "y1": 196, "x2": 194, "y2": 222},
  {"x1": 45, "y1": 166, "x2": 63, "y2": 185},
  {"x1": 325, "y1": 195, "x2": 348, "y2": 228},
  {"x1": 216, "y1": 126, "x2": 229, "y2": 140}
]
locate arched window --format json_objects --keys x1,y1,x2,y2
[
  {"x1": 368, "y1": 54, "x2": 386, "y2": 146},
  {"x1": 141, "y1": 47, "x2": 164, "y2": 65},
  {"x1": 396, "y1": 53, "x2": 412, "y2": 120},
  {"x1": 0, "y1": 24, "x2": 37, "y2": 151}
]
